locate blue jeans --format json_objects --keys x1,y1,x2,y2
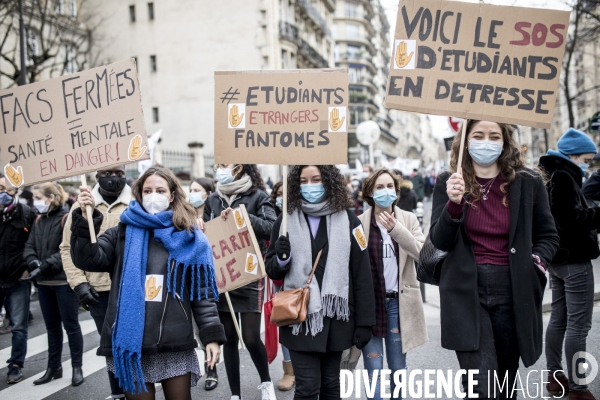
[
  {"x1": 362, "y1": 298, "x2": 406, "y2": 400},
  {"x1": 3, "y1": 282, "x2": 31, "y2": 367},
  {"x1": 545, "y1": 261, "x2": 595, "y2": 392},
  {"x1": 38, "y1": 284, "x2": 83, "y2": 369},
  {"x1": 273, "y1": 284, "x2": 291, "y2": 362}
]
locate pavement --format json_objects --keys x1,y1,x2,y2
[{"x1": 0, "y1": 199, "x2": 598, "y2": 399}]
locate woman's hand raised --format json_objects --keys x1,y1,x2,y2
[{"x1": 446, "y1": 173, "x2": 465, "y2": 204}]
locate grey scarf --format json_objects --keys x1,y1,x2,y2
[
  {"x1": 281, "y1": 201, "x2": 350, "y2": 336},
  {"x1": 216, "y1": 175, "x2": 253, "y2": 206}
]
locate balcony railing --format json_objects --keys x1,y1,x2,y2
[
  {"x1": 297, "y1": 0, "x2": 329, "y2": 35},
  {"x1": 279, "y1": 22, "x2": 329, "y2": 68}
]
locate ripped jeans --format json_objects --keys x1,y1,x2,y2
[{"x1": 361, "y1": 298, "x2": 406, "y2": 400}]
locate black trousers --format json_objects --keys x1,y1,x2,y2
[
  {"x1": 455, "y1": 265, "x2": 520, "y2": 400},
  {"x1": 289, "y1": 349, "x2": 343, "y2": 400},
  {"x1": 89, "y1": 291, "x2": 124, "y2": 397}
]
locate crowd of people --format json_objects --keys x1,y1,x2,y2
[{"x1": 0, "y1": 120, "x2": 597, "y2": 400}]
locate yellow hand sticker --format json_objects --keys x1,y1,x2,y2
[
  {"x1": 229, "y1": 105, "x2": 244, "y2": 127},
  {"x1": 4, "y1": 164, "x2": 24, "y2": 187},
  {"x1": 246, "y1": 254, "x2": 257, "y2": 273},
  {"x1": 329, "y1": 108, "x2": 345, "y2": 131},
  {"x1": 145, "y1": 276, "x2": 162, "y2": 300},
  {"x1": 395, "y1": 41, "x2": 414, "y2": 69},
  {"x1": 234, "y1": 209, "x2": 245, "y2": 228},
  {"x1": 353, "y1": 227, "x2": 367, "y2": 250},
  {"x1": 128, "y1": 134, "x2": 148, "y2": 161}
]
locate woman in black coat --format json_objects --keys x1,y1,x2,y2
[
  {"x1": 203, "y1": 163, "x2": 277, "y2": 400},
  {"x1": 22, "y1": 182, "x2": 84, "y2": 387},
  {"x1": 430, "y1": 120, "x2": 559, "y2": 398},
  {"x1": 71, "y1": 166, "x2": 226, "y2": 400},
  {"x1": 266, "y1": 165, "x2": 375, "y2": 400},
  {"x1": 538, "y1": 128, "x2": 599, "y2": 399}
]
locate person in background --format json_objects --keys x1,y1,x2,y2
[
  {"x1": 19, "y1": 187, "x2": 34, "y2": 207},
  {"x1": 359, "y1": 168, "x2": 427, "y2": 399},
  {"x1": 430, "y1": 120, "x2": 558, "y2": 398},
  {"x1": 538, "y1": 128, "x2": 599, "y2": 400},
  {"x1": 409, "y1": 169, "x2": 425, "y2": 202},
  {"x1": 583, "y1": 168, "x2": 600, "y2": 202},
  {"x1": 188, "y1": 176, "x2": 218, "y2": 391},
  {"x1": 60, "y1": 166, "x2": 131, "y2": 399},
  {"x1": 268, "y1": 180, "x2": 296, "y2": 391},
  {"x1": 362, "y1": 164, "x2": 374, "y2": 179},
  {"x1": 0, "y1": 175, "x2": 35, "y2": 384},
  {"x1": 204, "y1": 164, "x2": 277, "y2": 400},
  {"x1": 70, "y1": 166, "x2": 226, "y2": 400},
  {"x1": 22, "y1": 182, "x2": 85, "y2": 387},
  {"x1": 396, "y1": 176, "x2": 418, "y2": 213},
  {"x1": 266, "y1": 177, "x2": 274, "y2": 190},
  {"x1": 63, "y1": 186, "x2": 79, "y2": 210},
  {"x1": 266, "y1": 164, "x2": 375, "y2": 399}
]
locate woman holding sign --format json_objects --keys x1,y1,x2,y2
[
  {"x1": 203, "y1": 163, "x2": 277, "y2": 400},
  {"x1": 70, "y1": 166, "x2": 226, "y2": 400},
  {"x1": 266, "y1": 165, "x2": 376, "y2": 400},
  {"x1": 429, "y1": 120, "x2": 559, "y2": 398}
]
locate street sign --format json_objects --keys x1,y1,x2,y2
[
  {"x1": 443, "y1": 136, "x2": 455, "y2": 152},
  {"x1": 590, "y1": 112, "x2": 600, "y2": 133},
  {"x1": 448, "y1": 117, "x2": 462, "y2": 133},
  {"x1": 356, "y1": 120, "x2": 381, "y2": 145}
]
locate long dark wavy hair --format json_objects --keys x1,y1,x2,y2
[
  {"x1": 287, "y1": 165, "x2": 352, "y2": 213},
  {"x1": 234, "y1": 164, "x2": 265, "y2": 193},
  {"x1": 450, "y1": 120, "x2": 524, "y2": 206}
]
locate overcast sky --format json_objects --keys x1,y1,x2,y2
[{"x1": 378, "y1": 0, "x2": 571, "y2": 139}]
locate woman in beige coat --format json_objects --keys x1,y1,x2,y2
[{"x1": 358, "y1": 168, "x2": 428, "y2": 400}]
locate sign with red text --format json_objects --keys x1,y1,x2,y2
[
  {"x1": 385, "y1": 0, "x2": 570, "y2": 129},
  {"x1": 203, "y1": 204, "x2": 266, "y2": 294},
  {"x1": 0, "y1": 59, "x2": 149, "y2": 187},
  {"x1": 214, "y1": 69, "x2": 349, "y2": 165}
]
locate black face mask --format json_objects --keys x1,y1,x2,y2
[{"x1": 98, "y1": 176, "x2": 127, "y2": 194}]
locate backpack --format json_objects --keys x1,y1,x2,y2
[{"x1": 34, "y1": 213, "x2": 68, "y2": 229}]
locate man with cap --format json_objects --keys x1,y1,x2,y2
[
  {"x1": 60, "y1": 166, "x2": 131, "y2": 399},
  {"x1": 538, "y1": 128, "x2": 598, "y2": 400}
]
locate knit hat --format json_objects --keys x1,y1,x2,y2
[{"x1": 557, "y1": 128, "x2": 597, "y2": 155}]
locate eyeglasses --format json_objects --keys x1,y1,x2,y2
[{"x1": 98, "y1": 171, "x2": 126, "y2": 178}]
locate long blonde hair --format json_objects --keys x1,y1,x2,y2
[{"x1": 450, "y1": 120, "x2": 524, "y2": 206}]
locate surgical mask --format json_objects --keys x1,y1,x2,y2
[
  {"x1": 34, "y1": 199, "x2": 49, "y2": 213},
  {"x1": 580, "y1": 162, "x2": 589, "y2": 174},
  {"x1": 275, "y1": 197, "x2": 283, "y2": 209},
  {"x1": 0, "y1": 192, "x2": 13, "y2": 206},
  {"x1": 189, "y1": 191, "x2": 205, "y2": 208},
  {"x1": 142, "y1": 192, "x2": 170, "y2": 215},
  {"x1": 300, "y1": 183, "x2": 325, "y2": 203},
  {"x1": 373, "y1": 188, "x2": 397, "y2": 208},
  {"x1": 468, "y1": 140, "x2": 503, "y2": 167},
  {"x1": 98, "y1": 176, "x2": 127, "y2": 194},
  {"x1": 216, "y1": 168, "x2": 234, "y2": 185},
  {"x1": 19, "y1": 198, "x2": 28, "y2": 205}
]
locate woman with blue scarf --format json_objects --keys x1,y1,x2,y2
[{"x1": 70, "y1": 166, "x2": 226, "y2": 400}]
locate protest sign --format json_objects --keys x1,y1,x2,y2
[
  {"x1": 203, "y1": 204, "x2": 266, "y2": 294},
  {"x1": 214, "y1": 69, "x2": 349, "y2": 165},
  {"x1": 0, "y1": 58, "x2": 149, "y2": 188},
  {"x1": 385, "y1": 0, "x2": 570, "y2": 129}
]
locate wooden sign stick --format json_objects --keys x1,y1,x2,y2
[
  {"x1": 225, "y1": 292, "x2": 246, "y2": 349},
  {"x1": 80, "y1": 175, "x2": 97, "y2": 244},
  {"x1": 281, "y1": 165, "x2": 288, "y2": 259},
  {"x1": 456, "y1": 120, "x2": 468, "y2": 175}
]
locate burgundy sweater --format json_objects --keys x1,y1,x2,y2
[{"x1": 446, "y1": 176, "x2": 510, "y2": 266}]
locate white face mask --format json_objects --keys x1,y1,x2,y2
[
  {"x1": 142, "y1": 192, "x2": 171, "y2": 215},
  {"x1": 33, "y1": 199, "x2": 49, "y2": 213}
]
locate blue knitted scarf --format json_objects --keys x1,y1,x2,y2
[{"x1": 112, "y1": 201, "x2": 218, "y2": 394}]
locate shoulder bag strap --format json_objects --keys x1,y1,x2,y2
[{"x1": 305, "y1": 250, "x2": 323, "y2": 285}]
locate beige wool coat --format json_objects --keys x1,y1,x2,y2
[
  {"x1": 359, "y1": 206, "x2": 428, "y2": 353},
  {"x1": 60, "y1": 184, "x2": 132, "y2": 292}
]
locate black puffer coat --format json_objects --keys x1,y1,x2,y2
[
  {"x1": 70, "y1": 209, "x2": 226, "y2": 356},
  {"x1": 0, "y1": 203, "x2": 35, "y2": 287},
  {"x1": 23, "y1": 206, "x2": 69, "y2": 282},
  {"x1": 204, "y1": 187, "x2": 276, "y2": 313},
  {"x1": 539, "y1": 154, "x2": 600, "y2": 264}
]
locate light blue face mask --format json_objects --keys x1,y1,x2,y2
[
  {"x1": 580, "y1": 162, "x2": 589, "y2": 175},
  {"x1": 373, "y1": 188, "x2": 397, "y2": 208},
  {"x1": 189, "y1": 191, "x2": 205, "y2": 208},
  {"x1": 468, "y1": 140, "x2": 503, "y2": 167},
  {"x1": 275, "y1": 197, "x2": 283, "y2": 209},
  {"x1": 300, "y1": 183, "x2": 325, "y2": 204},
  {"x1": 216, "y1": 168, "x2": 234, "y2": 185}
]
